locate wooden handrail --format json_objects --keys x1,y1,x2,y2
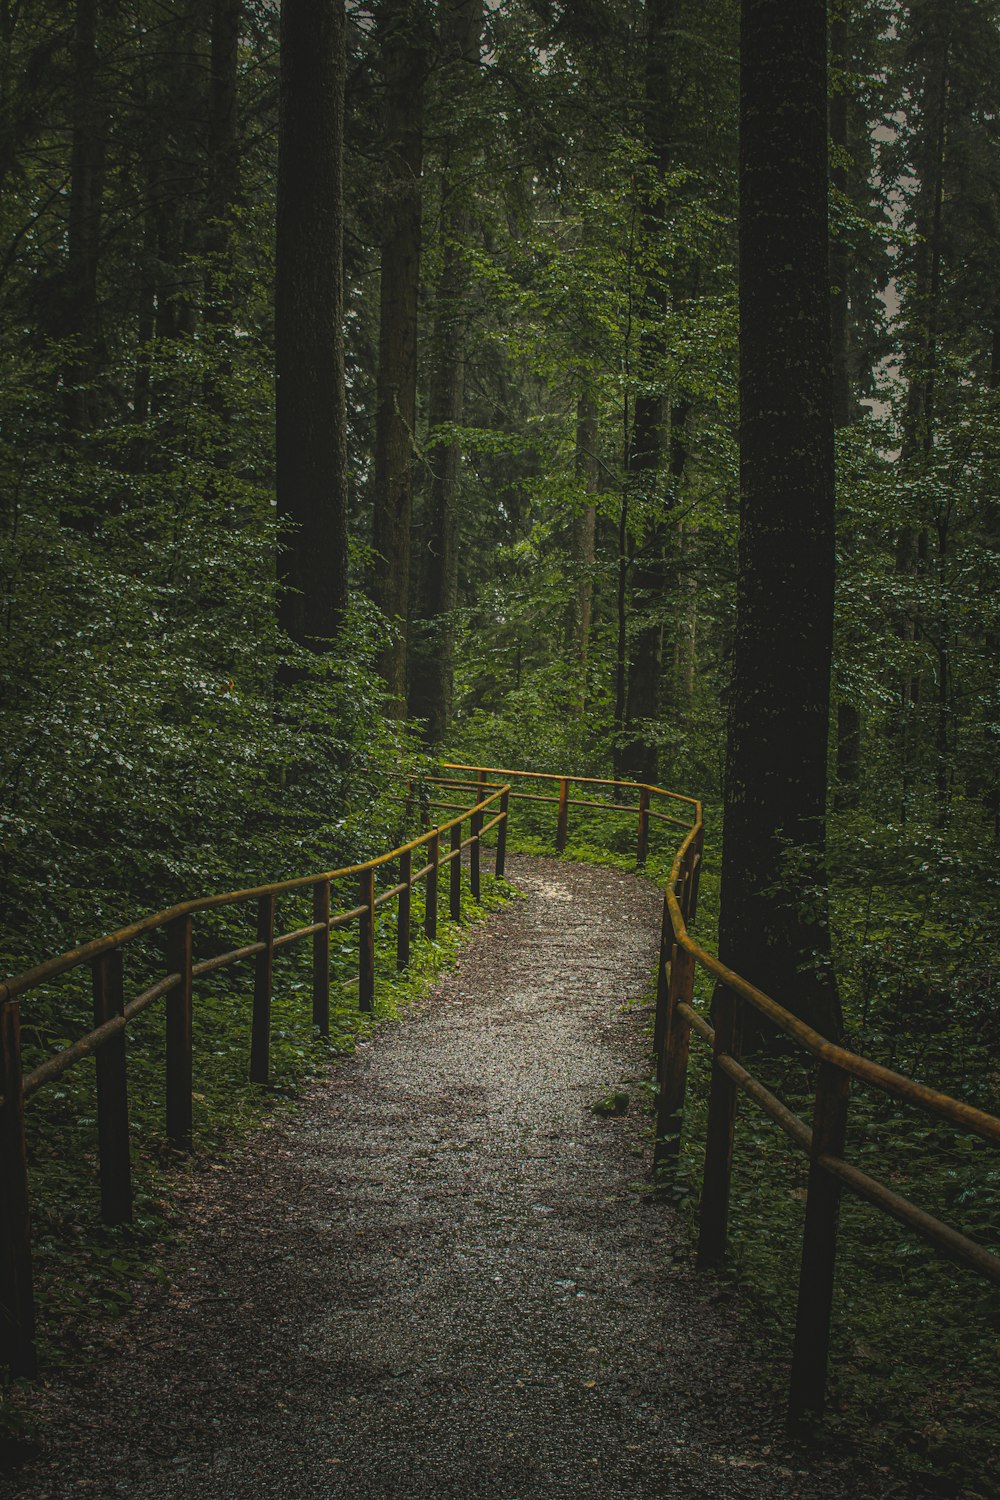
[
  {"x1": 0, "y1": 782, "x2": 510, "y2": 1378},
  {"x1": 3, "y1": 757, "x2": 997, "y2": 1435}
]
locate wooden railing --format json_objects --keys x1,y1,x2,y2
[
  {"x1": 0, "y1": 782, "x2": 509, "y2": 1378},
  {"x1": 443, "y1": 762, "x2": 1000, "y2": 1422},
  {"x1": 4, "y1": 761, "x2": 998, "y2": 1427}
]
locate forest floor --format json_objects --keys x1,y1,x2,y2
[{"x1": 2, "y1": 855, "x2": 923, "y2": 1499}]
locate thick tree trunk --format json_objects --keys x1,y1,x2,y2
[
  {"x1": 716, "y1": 0, "x2": 842, "y2": 1042},
  {"x1": 371, "y1": 0, "x2": 428, "y2": 707},
  {"x1": 275, "y1": 0, "x2": 349, "y2": 647}
]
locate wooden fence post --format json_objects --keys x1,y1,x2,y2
[
  {"x1": 250, "y1": 892, "x2": 275, "y2": 1084},
  {"x1": 312, "y1": 879, "x2": 330, "y2": 1037},
  {"x1": 555, "y1": 777, "x2": 569, "y2": 852},
  {"x1": 636, "y1": 787, "x2": 650, "y2": 867},
  {"x1": 91, "y1": 949, "x2": 132, "y2": 1224},
  {"x1": 696, "y1": 985, "x2": 744, "y2": 1268},
  {"x1": 495, "y1": 789, "x2": 509, "y2": 877},
  {"x1": 425, "y1": 832, "x2": 439, "y2": 940},
  {"x1": 653, "y1": 894, "x2": 674, "y2": 1081},
  {"x1": 397, "y1": 848, "x2": 412, "y2": 970},
  {"x1": 450, "y1": 822, "x2": 462, "y2": 921},
  {"x1": 789, "y1": 1062, "x2": 850, "y2": 1422},
  {"x1": 359, "y1": 868, "x2": 375, "y2": 1013},
  {"x1": 0, "y1": 1000, "x2": 37, "y2": 1377},
  {"x1": 654, "y1": 943, "x2": 695, "y2": 1170},
  {"x1": 166, "y1": 914, "x2": 194, "y2": 1150},
  {"x1": 470, "y1": 803, "x2": 482, "y2": 901}
]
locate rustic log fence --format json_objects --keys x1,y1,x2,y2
[
  {"x1": 3, "y1": 760, "x2": 999, "y2": 1429},
  {"x1": 0, "y1": 782, "x2": 509, "y2": 1378}
]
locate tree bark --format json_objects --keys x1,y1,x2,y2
[
  {"x1": 407, "y1": 0, "x2": 481, "y2": 742},
  {"x1": 894, "y1": 8, "x2": 950, "y2": 815},
  {"x1": 275, "y1": 0, "x2": 349, "y2": 647},
  {"x1": 204, "y1": 0, "x2": 241, "y2": 429},
  {"x1": 63, "y1": 0, "x2": 105, "y2": 437},
  {"x1": 830, "y1": 9, "x2": 861, "y2": 809},
  {"x1": 570, "y1": 389, "x2": 598, "y2": 711},
  {"x1": 716, "y1": 0, "x2": 842, "y2": 1042},
  {"x1": 371, "y1": 0, "x2": 429, "y2": 707}
]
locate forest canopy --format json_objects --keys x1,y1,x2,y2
[
  {"x1": 1, "y1": 3, "x2": 999, "y2": 1480},
  {"x1": 0, "y1": 0, "x2": 997, "y2": 1061}
]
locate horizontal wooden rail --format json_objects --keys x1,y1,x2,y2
[
  {"x1": 5, "y1": 753, "x2": 996, "y2": 1437},
  {"x1": 650, "y1": 801, "x2": 1000, "y2": 1423},
  {"x1": 0, "y1": 781, "x2": 510, "y2": 1377}
]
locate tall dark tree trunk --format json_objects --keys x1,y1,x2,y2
[
  {"x1": 716, "y1": 0, "x2": 842, "y2": 1041},
  {"x1": 408, "y1": 0, "x2": 481, "y2": 741},
  {"x1": 204, "y1": 0, "x2": 241, "y2": 430},
  {"x1": 63, "y1": 0, "x2": 105, "y2": 437},
  {"x1": 150, "y1": 4, "x2": 203, "y2": 347},
  {"x1": 371, "y1": 0, "x2": 428, "y2": 707},
  {"x1": 275, "y1": 0, "x2": 349, "y2": 647}
]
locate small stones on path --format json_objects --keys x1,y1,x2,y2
[{"x1": 4, "y1": 856, "x2": 912, "y2": 1500}]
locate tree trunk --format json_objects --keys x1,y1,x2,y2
[
  {"x1": 894, "y1": 8, "x2": 950, "y2": 816},
  {"x1": 619, "y1": 0, "x2": 679, "y2": 783},
  {"x1": 275, "y1": 0, "x2": 349, "y2": 647},
  {"x1": 204, "y1": 0, "x2": 241, "y2": 429},
  {"x1": 830, "y1": 9, "x2": 861, "y2": 810},
  {"x1": 63, "y1": 0, "x2": 105, "y2": 437},
  {"x1": 716, "y1": 0, "x2": 842, "y2": 1042},
  {"x1": 407, "y1": 0, "x2": 481, "y2": 742},
  {"x1": 570, "y1": 389, "x2": 598, "y2": 712},
  {"x1": 150, "y1": 4, "x2": 203, "y2": 346},
  {"x1": 371, "y1": 0, "x2": 428, "y2": 707}
]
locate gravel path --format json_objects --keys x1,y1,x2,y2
[{"x1": 4, "y1": 856, "x2": 908, "y2": 1500}]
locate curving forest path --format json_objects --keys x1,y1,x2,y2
[{"x1": 5, "y1": 857, "x2": 906, "y2": 1499}]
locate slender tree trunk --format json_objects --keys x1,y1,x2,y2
[
  {"x1": 371, "y1": 0, "x2": 428, "y2": 706},
  {"x1": 407, "y1": 0, "x2": 481, "y2": 741},
  {"x1": 894, "y1": 11, "x2": 949, "y2": 815},
  {"x1": 151, "y1": 5, "x2": 203, "y2": 345},
  {"x1": 63, "y1": 0, "x2": 105, "y2": 437},
  {"x1": 716, "y1": 0, "x2": 842, "y2": 1042},
  {"x1": 275, "y1": 0, "x2": 349, "y2": 647},
  {"x1": 204, "y1": 0, "x2": 241, "y2": 430},
  {"x1": 571, "y1": 389, "x2": 598, "y2": 712},
  {"x1": 619, "y1": 0, "x2": 679, "y2": 783},
  {"x1": 830, "y1": 9, "x2": 861, "y2": 809}
]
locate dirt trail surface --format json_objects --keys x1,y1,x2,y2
[{"x1": 5, "y1": 856, "x2": 904, "y2": 1500}]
